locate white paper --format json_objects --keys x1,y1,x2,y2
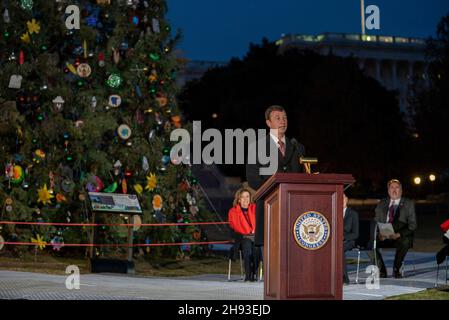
[{"x1": 378, "y1": 222, "x2": 395, "y2": 237}]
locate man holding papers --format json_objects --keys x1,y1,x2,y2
[{"x1": 374, "y1": 179, "x2": 417, "y2": 278}]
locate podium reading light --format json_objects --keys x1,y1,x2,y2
[{"x1": 300, "y1": 157, "x2": 318, "y2": 174}]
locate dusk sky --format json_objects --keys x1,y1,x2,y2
[{"x1": 166, "y1": 0, "x2": 449, "y2": 62}]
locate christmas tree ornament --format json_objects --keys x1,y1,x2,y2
[
  {"x1": 113, "y1": 160, "x2": 122, "y2": 175},
  {"x1": 10, "y1": 165, "x2": 25, "y2": 184},
  {"x1": 27, "y1": 19, "x2": 40, "y2": 34},
  {"x1": 162, "y1": 155, "x2": 170, "y2": 166},
  {"x1": 0, "y1": 235, "x2": 4, "y2": 251},
  {"x1": 3, "y1": 30, "x2": 10, "y2": 39},
  {"x1": 37, "y1": 184, "x2": 54, "y2": 205},
  {"x1": 148, "y1": 129, "x2": 156, "y2": 141},
  {"x1": 112, "y1": 47, "x2": 120, "y2": 64},
  {"x1": 83, "y1": 40, "x2": 88, "y2": 59},
  {"x1": 156, "y1": 95, "x2": 168, "y2": 107},
  {"x1": 171, "y1": 115, "x2": 182, "y2": 128},
  {"x1": 75, "y1": 120, "x2": 84, "y2": 127},
  {"x1": 5, "y1": 198, "x2": 13, "y2": 212},
  {"x1": 149, "y1": 53, "x2": 160, "y2": 61},
  {"x1": 86, "y1": 175, "x2": 104, "y2": 192},
  {"x1": 31, "y1": 234, "x2": 46, "y2": 250},
  {"x1": 135, "y1": 85, "x2": 142, "y2": 98},
  {"x1": 145, "y1": 173, "x2": 157, "y2": 191},
  {"x1": 33, "y1": 149, "x2": 46, "y2": 163},
  {"x1": 56, "y1": 193, "x2": 67, "y2": 203},
  {"x1": 8, "y1": 51, "x2": 16, "y2": 61},
  {"x1": 122, "y1": 178, "x2": 127, "y2": 193},
  {"x1": 19, "y1": 50, "x2": 25, "y2": 65},
  {"x1": 40, "y1": 84, "x2": 48, "y2": 91},
  {"x1": 133, "y1": 184, "x2": 143, "y2": 195},
  {"x1": 20, "y1": 0, "x2": 33, "y2": 11},
  {"x1": 91, "y1": 96, "x2": 97, "y2": 109},
  {"x1": 148, "y1": 69, "x2": 158, "y2": 83},
  {"x1": 152, "y1": 18, "x2": 160, "y2": 33},
  {"x1": 152, "y1": 194, "x2": 162, "y2": 210},
  {"x1": 108, "y1": 94, "x2": 122, "y2": 107},
  {"x1": 103, "y1": 182, "x2": 118, "y2": 193},
  {"x1": 142, "y1": 156, "x2": 149, "y2": 171},
  {"x1": 50, "y1": 236, "x2": 64, "y2": 251},
  {"x1": 52, "y1": 96, "x2": 65, "y2": 112},
  {"x1": 77, "y1": 63, "x2": 92, "y2": 78},
  {"x1": 117, "y1": 124, "x2": 132, "y2": 140},
  {"x1": 20, "y1": 32, "x2": 30, "y2": 43},
  {"x1": 3, "y1": 9, "x2": 10, "y2": 23},
  {"x1": 106, "y1": 73, "x2": 123, "y2": 88},
  {"x1": 131, "y1": 15, "x2": 139, "y2": 25},
  {"x1": 66, "y1": 62, "x2": 77, "y2": 75},
  {"x1": 135, "y1": 109, "x2": 144, "y2": 124},
  {"x1": 8, "y1": 75, "x2": 23, "y2": 89},
  {"x1": 98, "y1": 52, "x2": 106, "y2": 67}
]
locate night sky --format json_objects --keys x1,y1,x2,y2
[{"x1": 166, "y1": 0, "x2": 449, "y2": 62}]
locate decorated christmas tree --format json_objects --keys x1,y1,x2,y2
[{"x1": 0, "y1": 0, "x2": 206, "y2": 259}]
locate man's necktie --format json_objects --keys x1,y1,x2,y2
[
  {"x1": 388, "y1": 204, "x2": 396, "y2": 222},
  {"x1": 278, "y1": 140, "x2": 285, "y2": 157}
]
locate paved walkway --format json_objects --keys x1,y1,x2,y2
[{"x1": 0, "y1": 251, "x2": 446, "y2": 300}]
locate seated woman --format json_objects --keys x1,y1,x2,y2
[{"x1": 228, "y1": 188, "x2": 258, "y2": 282}]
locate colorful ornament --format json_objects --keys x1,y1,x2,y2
[
  {"x1": 122, "y1": 178, "x2": 127, "y2": 194},
  {"x1": 108, "y1": 95, "x2": 122, "y2": 107},
  {"x1": 26, "y1": 19, "x2": 40, "y2": 34},
  {"x1": 149, "y1": 53, "x2": 160, "y2": 61},
  {"x1": 171, "y1": 115, "x2": 182, "y2": 128},
  {"x1": 20, "y1": 0, "x2": 33, "y2": 11},
  {"x1": 50, "y1": 236, "x2": 64, "y2": 251},
  {"x1": 33, "y1": 149, "x2": 46, "y2": 163},
  {"x1": 133, "y1": 184, "x2": 143, "y2": 195},
  {"x1": 86, "y1": 175, "x2": 104, "y2": 192},
  {"x1": 117, "y1": 124, "x2": 132, "y2": 140},
  {"x1": 56, "y1": 193, "x2": 67, "y2": 203},
  {"x1": 37, "y1": 184, "x2": 54, "y2": 205},
  {"x1": 145, "y1": 173, "x2": 157, "y2": 191},
  {"x1": 31, "y1": 234, "x2": 47, "y2": 250},
  {"x1": 152, "y1": 195, "x2": 162, "y2": 210},
  {"x1": 20, "y1": 32, "x2": 30, "y2": 43},
  {"x1": 106, "y1": 73, "x2": 123, "y2": 88},
  {"x1": 8, "y1": 75, "x2": 22, "y2": 89},
  {"x1": 19, "y1": 50, "x2": 25, "y2": 65},
  {"x1": 142, "y1": 156, "x2": 149, "y2": 171},
  {"x1": 52, "y1": 96, "x2": 65, "y2": 112},
  {"x1": 103, "y1": 182, "x2": 118, "y2": 193},
  {"x1": 10, "y1": 165, "x2": 25, "y2": 184},
  {"x1": 77, "y1": 63, "x2": 92, "y2": 78}
]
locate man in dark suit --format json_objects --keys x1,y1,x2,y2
[
  {"x1": 246, "y1": 105, "x2": 305, "y2": 246},
  {"x1": 343, "y1": 193, "x2": 359, "y2": 285},
  {"x1": 374, "y1": 179, "x2": 417, "y2": 278}
]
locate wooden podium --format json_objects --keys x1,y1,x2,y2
[{"x1": 254, "y1": 173, "x2": 354, "y2": 300}]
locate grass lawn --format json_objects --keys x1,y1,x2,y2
[
  {"x1": 386, "y1": 287, "x2": 449, "y2": 300},
  {"x1": 0, "y1": 251, "x2": 239, "y2": 278}
]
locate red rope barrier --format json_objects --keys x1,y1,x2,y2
[
  {"x1": 0, "y1": 240, "x2": 232, "y2": 247},
  {"x1": 0, "y1": 221, "x2": 229, "y2": 227}
]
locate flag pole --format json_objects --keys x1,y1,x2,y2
[{"x1": 361, "y1": 0, "x2": 366, "y2": 35}]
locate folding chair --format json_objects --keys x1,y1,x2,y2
[{"x1": 227, "y1": 240, "x2": 244, "y2": 281}]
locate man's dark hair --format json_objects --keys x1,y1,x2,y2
[{"x1": 265, "y1": 105, "x2": 286, "y2": 120}]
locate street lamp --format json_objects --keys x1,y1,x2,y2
[
  {"x1": 413, "y1": 177, "x2": 422, "y2": 185},
  {"x1": 429, "y1": 174, "x2": 436, "y2": 182}
]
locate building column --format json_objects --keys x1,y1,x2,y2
[
  {"x1": 408, "y1": 62, "x2": 414, "y2": 81},
  {"x1": 392, "y1": 60, "x2": 398, "y2": 89},
  {"x1": 376, "y1": 59, "x2": 382, "y2": 82},
  {"x1": 358, "y1": 58, "x2": 365, "y2": 71}
]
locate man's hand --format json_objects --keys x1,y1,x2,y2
[{"x1": 390, "y1": 233, "x2": 401, "y2": 240}]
